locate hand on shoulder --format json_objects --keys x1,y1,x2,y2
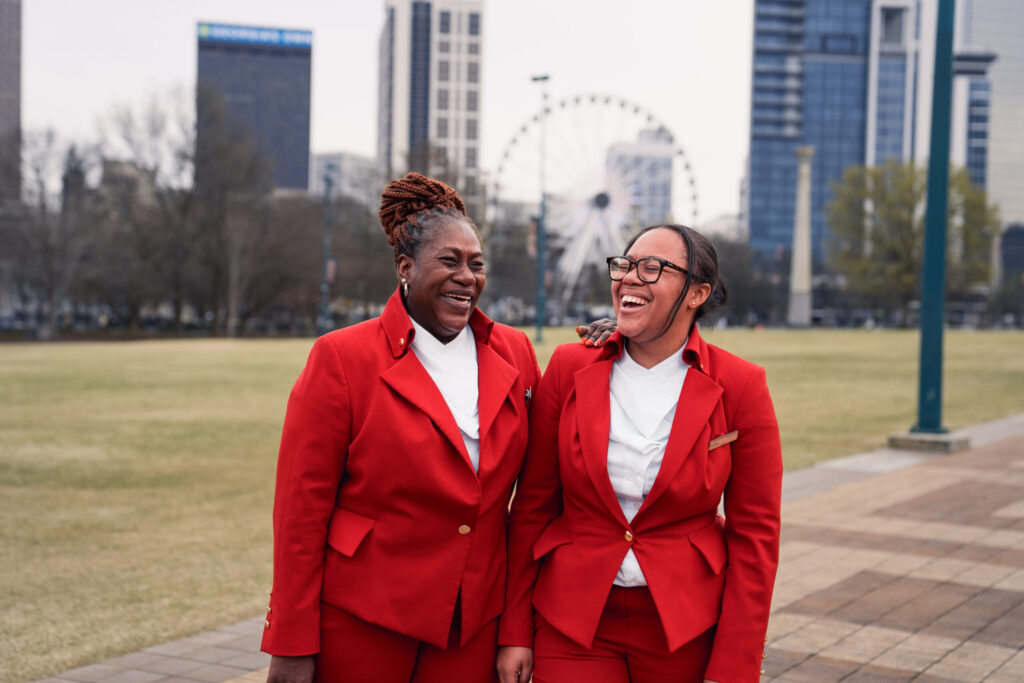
[{"x1": 575, "y1": 317, "x2": 616, "y2": 347}]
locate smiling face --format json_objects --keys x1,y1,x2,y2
[
  {"x1": 397, "y1": 218, "x2": 485, "y2": 343},
  {"x1": 612, "y1": 227, "x2": 709, "y2": 350}
]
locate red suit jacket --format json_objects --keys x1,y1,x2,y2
[
  {"x1": 500, "y1": 328, "x2": 782, "y2": 683},
  {"x1": 262, "y1": 290, "x2": 540, "y2": 656}
]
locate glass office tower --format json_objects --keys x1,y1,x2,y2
[
  {"x1": 196, "y1": 22, "x2": 312, "y2": 190},
  {"x1": 748, "y1": 0, "x2": 873, "y2": 262},
  {"x1": 747, "y1": 0, "x2": 1018, "y2": 265}
]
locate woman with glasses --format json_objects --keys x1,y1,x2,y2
[
  {"x1": 262, "y1": 173, "x2": 541, "y2": 683},
  {"x1": 497, "y1": 225, "x2": 782, "y2": 683}
]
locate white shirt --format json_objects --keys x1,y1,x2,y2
[
  {"x1": 409, "y1": 318, "x2": 481, "y2": 472},
  {"x1": 607, "y1": 344, "x2": 689, "y2": 586}
]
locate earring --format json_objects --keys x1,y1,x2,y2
[{"x1": 401, "y1": 278, "x2": 409, "y2": 298}]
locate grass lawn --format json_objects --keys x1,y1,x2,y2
[{"x1": 1, "y1": 328, "x2": 1022, "y2": 680}]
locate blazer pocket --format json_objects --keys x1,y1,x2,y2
[
  {"x1": 532, "y1": 518, "x2": 575, "y2": 560},
  {"x1": 326, "y1": 507, "x2": 376, "y2": 557},
  {"x1": 688, "y1": 519, "x2": 727, "y2": 575}
]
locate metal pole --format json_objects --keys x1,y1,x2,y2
[
  {"x1": 532, "y1": 74, "x2": 549, "y2": 343},
  {"x1": 914, "y1": 0, "x2": 956, "y2": 433},
  {"x1": 318, "y1": 172, "x2": 334, "y2": 336}
]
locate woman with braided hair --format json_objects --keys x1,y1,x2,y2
[
  {"x1": 497, "y1": 225, "x2": 782, "y2": 683},
  {"x1": 262, "y1": 172, "x2": 541, "y2": 682}
]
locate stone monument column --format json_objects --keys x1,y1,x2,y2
[{"x1": 788, "y1": 146, "x2": 814, "y2": 327}]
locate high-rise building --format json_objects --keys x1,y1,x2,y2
[
  {"x1": 377, "y1": 0, "x2": 484, "y2": 203},
  {"x1": 606, "y1": 128, "x2": 675, "y2": 228},
  {"x1": 954, "y1": 0, "x2": 1024, "y2": 227},
  {"x1": 746, "y1": 0, "x2": 1020, "y2": 263},
  {"x1": 951, "y1": 50, "x2": 996, "y2": 189},
  {"x1": 748, "y1": 0, "x2": 873, "y2": 261},
  {"x1": 310, "y1": 151, "x2": 382, "y2": 208},
  {"x1": 0, "y1": 0, "x2": 20, "y2": 202},
  {"x1": 196, "y1": 22, "x2": 312, "y2": 190}
]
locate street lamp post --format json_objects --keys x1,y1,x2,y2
[
  {"x1": 532, "y1": 74, "x2": 549, "y2": 343},
  {"x1": 914, "y1": 0, "x2": 956, "y2": 434},
  {"x1": 318, "y1": 165, "x2": 337, "y2": 336}
]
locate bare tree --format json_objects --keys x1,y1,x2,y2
[
  {"x1": 98, "y1": 87, "x2": 274, "y2": 336},
  {"x1": 98, "y1": 91, "x2": 200, "y2": 331},
  {"x1": 192, "y1": 86, "x2": 272, "y2": 335},
  {"x1": 6, "y1": 131, "x2": 100, "y2": 338}
]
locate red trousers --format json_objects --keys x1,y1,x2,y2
[
  {"x1": 314, "y1": 601, "x2": 499, "y2": 683},
  {"x1": 533, "y1": 587, "x2": 715, "y2": 683}
]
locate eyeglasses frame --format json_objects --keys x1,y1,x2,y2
[{"x1": 605, "y1": 255, "x2": 692, "y2": 284}]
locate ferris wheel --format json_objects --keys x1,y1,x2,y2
[{"x1": 489, "y1": 93, "x2": 699, "y2": 310}]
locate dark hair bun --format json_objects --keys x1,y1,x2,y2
[{"x1": 379, "y1": 172, "x2": 466, "y2": 247}]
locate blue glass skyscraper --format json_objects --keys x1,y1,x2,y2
[
  {"x1": 747, "y1": 0, "x2": 1014, "y2": 268},
  {"x1": 748, "y1": 0, "x2": 873, "y2": 263},
  {"x1": 196, "y1": 23, "x2": 312, "y2": 190}
]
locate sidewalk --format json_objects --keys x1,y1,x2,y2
[
  {"x1": 36, "y1": 414, "x2": 1024, "y2": 682},
  {"x1": 765, "y1": 414, "x2": 1024, "y2": 681}
]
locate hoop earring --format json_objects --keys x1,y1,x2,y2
[{"x1": 401, "y1": 278, "x2": 409, "y2": 298}]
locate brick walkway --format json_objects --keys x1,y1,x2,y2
[
  {"x1": 766, "y1": 418, "x2": 1024, "y2": 681},
  {"x1": 36, "y1": 415, "x2": 1024, "y2": 683}
]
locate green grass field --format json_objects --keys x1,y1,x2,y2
[{"x1": 1, "y1": 329, "x2": 1022, "y2": 681}]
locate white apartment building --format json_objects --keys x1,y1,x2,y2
[{"x1": 377, "y1": 0, "x2": 484, "y2": 202}]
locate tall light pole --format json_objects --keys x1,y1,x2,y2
[
  {"x1": 532, "y1": 74, "x2": 549, "y2": 343},
  {"x1": 914, "y1": 0, "x2": 955, "y2": 434},
  {"x1": 318, "y1": 163, "x2": 338, "y2": 336}
]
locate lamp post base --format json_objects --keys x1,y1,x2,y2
[{"x1": 888, "y1": 431, "x2": 969, "y2": 453}]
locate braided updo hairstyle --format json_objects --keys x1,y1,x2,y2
[{"x1": 378, "y1": 172, "x2": 480, "y2": 261}]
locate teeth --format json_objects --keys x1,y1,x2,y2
[
  {"x1": 446, "y1": 294, "x2": 470, "y2": 302},
  {"x1": 621, "y1": 295, "x2": 647, "y2": 306}
]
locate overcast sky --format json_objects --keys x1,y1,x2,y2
[{"x1": 22, "y1": 0, "x2": 754, "y2": 220}]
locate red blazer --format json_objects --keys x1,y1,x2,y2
[
  {"x1": 500, "y1": 328, "x2": 782, "y2": 683},
  {"x1": 262, "y1": 290, "x2": 540, "y2": 656}
]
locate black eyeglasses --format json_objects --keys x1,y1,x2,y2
[{"x1": 606, "y1": 256, "x2": 690, "y2": 283}]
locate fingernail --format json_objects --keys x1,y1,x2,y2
[
  {"x1": 595, "y1": 341, "x2": 602, "y2": 347},
  {"x1": 585, "y1": 339, "x2": 593, "y2": 346}
]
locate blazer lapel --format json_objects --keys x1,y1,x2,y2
[
  {"x1": 638, "y1": 369, "x2": 722, "y2": 514},
  {"x1": 573, "y1": 360, "x2": 630, "y2": 525},
  {"x1": 475, "y1": 340, "x2": 519, "y2": 478},
  {"x1": 380, "y1": 352, "x2": 473, "y2": 471}
]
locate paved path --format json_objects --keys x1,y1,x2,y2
[
  {"x1": 36, "y1": 415, "x2": 1024, "y2": 683},
  {"x1": 764, "y1": 415, "x2": 1024, "y2": 682}
]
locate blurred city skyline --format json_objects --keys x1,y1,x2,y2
[{"x1": 21, "y1": 0, "x2": 754, "y2": 222}]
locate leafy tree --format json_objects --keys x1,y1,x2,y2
[{"x1": 826, "y1": 160, "x2": 999, "y2": 325}]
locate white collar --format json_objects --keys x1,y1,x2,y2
[
  {"x1": 409, "y1": 317, "x2": 476, "y2": 360},
  {"x1": 618, "y1": 339, "x2": 689, "y2": 379},
  {"x1": 611, "y1": 339, "x2": 689, "y2": 440}
]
